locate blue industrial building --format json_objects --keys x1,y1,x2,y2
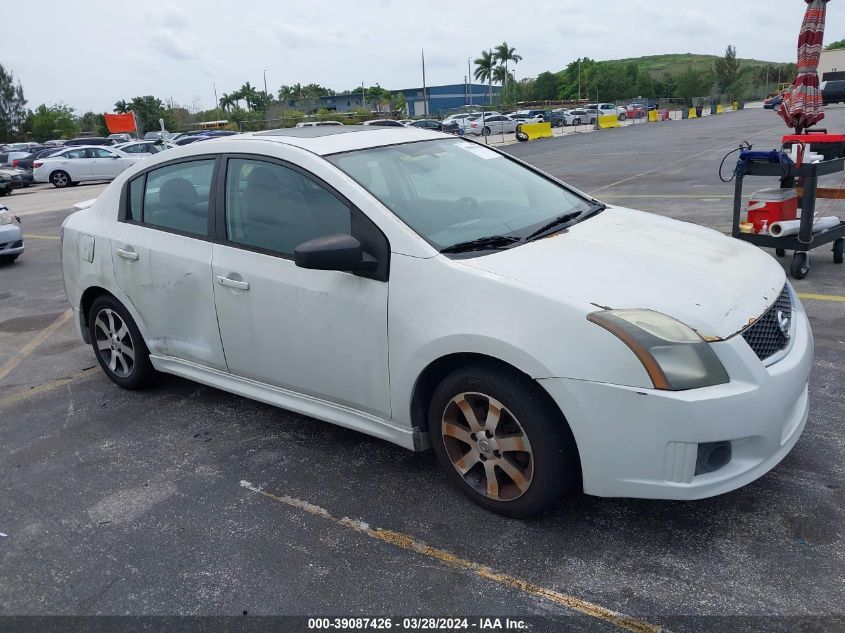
[{"x1": 287, "y1": 83, "x2": 501, "y2": 116}]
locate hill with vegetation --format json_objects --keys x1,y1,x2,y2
[{"x1": 612, "y1": 53, "x2": 793, "y2": 79}]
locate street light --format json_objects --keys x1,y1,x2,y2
[{"x1": 263, "y1": 70, "x2": 268, "y2": 96}]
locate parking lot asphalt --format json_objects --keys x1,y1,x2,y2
[{"x1": 1, "y1": 109, "x2": 843, "y2": 633}]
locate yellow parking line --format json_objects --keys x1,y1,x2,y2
[
  {"x1": 0, "y1": 367, "x2": 98, "y2": 410},
  {"x1": 798, "y1": 292, "x2": 845, "y2": 303},
  {"x1": 23, "y1": 234, "x2": 59, "y2": 240},
  {"x1": 240, "y1": 481, "x2": 662, "y2": 633},
  {"x1": 0, "y1": 309, "x2": 73, "y2": 383}
]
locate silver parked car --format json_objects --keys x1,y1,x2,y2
[
  {"x1": 0, "y1": 204, "x2": 24, "y2": 264},
  {"x1": 463, "y1": 114, "x2": 516, "y2": 136}
]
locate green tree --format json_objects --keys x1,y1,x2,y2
[
  {"x1": 78, "y1": 111, "x2": 107, "y2": 136},
  {"x1": 0, "y1": 63, "x2": 27, "y2": 141},
  {"x1": 239, "y1": 82, "x2": 258, "y2": 111},
  {"x1": 365, "y1": 85, "x2": 390, "y2": 112},
  {"x1": 493, "y1": 41, "x2": 522, "y2": 92},
  {"x1": 714, "y1": 45, "x2": 741, "y2": 94},
  {"x1": 676, "y1": 67, "x2": 713, "y2": 102},
  {"x1": 532, "y1": 72, "x2": 561, "y2": 101},
  {"x1": 219, "y1": 93, "x2": 236, "y2": 112},
  {"x1": 585, "y1": 62, "x2": 635, "y2": 102},
  {"x1": 392, "y1": 92, "x2": 407, "y2": 116},
  {"x1": 492, "y1": 65, "x2": 513, "y2": 87},
  {"x1": 30, "y1": 103, "x2": 79, "y2": 141},
  {"x1": 474, "y1": 50, "x2": 496, "y2": 104},
  {"x1": 127, "y1": 95, "x2": 174, "y2": 133},
  {"x1": 826, "y1": 39, "x2": 845, "y2": 51},
  {"x1": 113, "y1": 99, "x2": 129, "y2": 114},
  {"x1": 636, "y1": 72, "x2": 655, "y2": 99}
]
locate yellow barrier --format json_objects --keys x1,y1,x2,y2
[
  {"x1": 716, "y1": 104, "x2": 724, "y2": 114},
  {"x1": 648, "y1": 110, "x2": 659, "y2": 123},
  {"x1": 733, "y1": 101, "x2": 739, "y2": 111},
  {"x1": 598, "y1": 114, "x2": 620, "y2": 129},
  {"x1": 519, "y1": 122, "x2": 553, "y2": 140},
  {"x1": 688, "y1": 108, "x2": 697, "y2": 119}
]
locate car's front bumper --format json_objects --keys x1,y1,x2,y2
[
  {"x1": 539, "y1": 303, "x2": 814, "y2": 500},
  {"x1": 0, "y1": 223, "x2": 25, "y2": 256}
]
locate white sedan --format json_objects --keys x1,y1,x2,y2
[
  {"x1": 115, "y1": 140, "x2": 171, "y2": 157},
  {"x1": 34, "y1": 146, "x2": 142, "y2": 188},
  {"x1": 462, "y1": 114, "x2": 515, "y2": 136},
  {"x1": 60, "y1": 127, "x2": 812, "y2": 517}
]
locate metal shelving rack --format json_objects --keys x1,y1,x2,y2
[{"x1": 731, "y1": 156, "x2": 845, "y2": 278}]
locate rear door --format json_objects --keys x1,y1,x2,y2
[{"x1": 111, "y1": 156, "x2": 227, "y2": 370}]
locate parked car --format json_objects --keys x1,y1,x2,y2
[
  {"x1": 624, "y1": 105, "x2": 647, "y2": 119},
  {"x1": 9, "y1": 147, "x2": 63, "y2": 171},
  {"x1": 587, "y1": 103, "x2": 624, "y2": 120},
  {"x1": 0, "y1": 204, "x2": 23, "y2": 263},
  {"x1": 408, "y1": 119, "x2": 443, "y2": 131},
  {"x1": 64, "y1": 137, "x2": 117, "y2": 147},
  {"x1": 108, "y1": 133, "x2": 133, "y2": 144},
  {"x1": 33, "y1": 146, "x2": 142, "y2": 188},
  {"x1": 362, "y1": 119, "x2": 405, "y2": 127},
  {"x1": 0, "y1": 167, "x2": 25, "y2": 194},
  {"x1": 464, "y1": 114, "x2": 519, "y2": 136},
  {"x1": 173, "y1": 136, "x2": 211, "y2": 146},
  {"x1": 60, "y1": 127, "x2": 812, "y2": 517},
  {"x1": 821, "y1": 80, "x2": 845, "y2": 105},
  {"x1": 566, "y1": 109, "x2": 596, "y2": 125},
  {"x1": 115, "y1": 141, "x2": 170, "y2": 156},
  {"x1": 764, "y1": 94, "x2": 784, "y2": 110},
  {"x1": 144, "y1": 131, "x2": 170, "y2": 141}
]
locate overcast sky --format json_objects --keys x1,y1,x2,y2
[{"x1": 7, "y1": 0, "x2": 841, "y2": 114}]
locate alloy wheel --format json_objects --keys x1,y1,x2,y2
[
  {"x1": 52, "y1": 172, "x2": 68, "y2": 187},
  {"x1": 94, "y1": 308, "x2": 136, "y2": 378},
  {"x1": 441, "y1": 392, "x2": 534, "y2": 501}
]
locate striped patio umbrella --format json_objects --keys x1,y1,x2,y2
[{"x1": 778, "y1": 0, "x2": 830, "y2": 134}]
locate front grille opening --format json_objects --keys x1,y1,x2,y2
[
  {"x1": 695, "y1": 441, "x2": 732, "y2": 475},
  {"x1": 741, "y1": 285, "x2": 792, "y2": 361}
]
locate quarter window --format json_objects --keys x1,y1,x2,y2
[
  {"x1": 139, "y1": 160, "x2": 215, "y2": 236},
  {"x1": 224, "y1": 158, "x2": 351, "y2": 256}
]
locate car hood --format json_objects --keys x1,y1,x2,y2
[{"x1": 457, "y1": 206, "x2": 786, "y2": 339}]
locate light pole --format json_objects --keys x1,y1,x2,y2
[
  {"x1": 263, "y1": 70, "x2": 268, "y2": 96},
  {"x1": 213, "y1": 82, "x2": 219, "y2": 120},
  {"x1": 468, "y1": 57, "x2": 472, "y2": 106}
]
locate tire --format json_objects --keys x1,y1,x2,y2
[
  {"x1": 428, "y1": 363, "x2": 579, "y2": 518},
  {"x1": 590, "y1": 117, "x2": 596, "y2": 125},
  {"x1": 834, "y1": 238, "x2": 844, "y2": 264},
  {"x1": 50, "y1": 170, "x2": 71, "y2": 188},
  {"x1": 481, "y1": 126, "x2": 491, "y2": 137},
  {"x1": 776, "y1": 248, "x2": 787, "y2": 258},
  {"x1": 0, "y1": 189, "x2": 9, "y2": 197},
  {"x1": 790, "y1": 251, "x2": 809, "y2": 279},
  {"x1": 618, "y1": 113, "x2": 626, "y2": 121},
  {"x1": 573, "y1": 118, "x2": 581, "y2": 126},
  {"x1": 88, "y1": 295, "x2": 158, "y2": 390},
  {"x1": 0, "y1": 254, "x2": 18, "y2": 265}
]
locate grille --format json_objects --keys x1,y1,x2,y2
[
  {"x1": 11, "y1": 240, "x2": 22, "y2": 248},
  {"x1": 10, "y1": 175, "x2": 21, "y2": 181},
  {"x1": 741, "y1": 285, "x2": 792, "y2": 361}
]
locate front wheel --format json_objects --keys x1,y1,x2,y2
[
  {"x1": 0, "y1": 254, "x2": 18, "y2": 265},
  {"x1": 790, "y1": 251, "x2": 809, "y2": 279},
  {"x1": 573, "y1": 118, "x2": 581, "y2": 126},
  {"x1": 429, "y1": 364, "x2": 579, "y2": 518},
  {"x1": 51, "y1": 170, "x2": 71, "y2": 188},
  {"x1": 89, "y1": 295, "x2": 158, "y2": 390}
]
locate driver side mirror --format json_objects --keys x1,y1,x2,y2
[{"x1": 294, "y1": 234, "x2": 378, "y2": 273}]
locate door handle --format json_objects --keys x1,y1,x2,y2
[
  {"x1": 216, "y1": 275, "x2": 250, "y2": 291},
  {"x1": 116, "y1": 247, "x2": 139, "y2": 261}
]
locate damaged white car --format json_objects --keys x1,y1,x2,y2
[{"x1": 60, "y1": 127, "x2": 813, "y2": 517}]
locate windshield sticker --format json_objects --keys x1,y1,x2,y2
[{"x1": 453, "y1": 142, "x2": 501, "y2": 160}]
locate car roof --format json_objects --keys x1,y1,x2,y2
[{"x1": 248, "y1": 125, "x2": 440, "y2": 155}]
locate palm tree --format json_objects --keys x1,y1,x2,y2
[
  {"x1": 493, "y1": 42, "x2": 522, "y2": 91},
  {"x1": 219, "y1": 93, "x2": 236, "y2": 112},
  {"x1": 114, "y1": 99, "x2": 129, "y2": 114},
  {"x1": 474, "y1": 50, "x2": 496, "y2": 104},
  {"x1": 239, "y1": 82, "x2": 258, "y2": 111},
  {"x1": 492, "y1": 65, "x2": 513, "y2": 86}
]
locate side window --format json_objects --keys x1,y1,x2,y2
[
  {"x1": 65, "y1": 149, "x2": 87, "y2": 159},
  {"x1": 141, "y1": 160, "x2": 214, "y2": 236},
  {"x1": 122, "y1": 145, "x2": 138, "y2": 154},
  {"x1": 92, "y1": 148, "x2": 115, "y2": 158},
  {"x1": 128, "y1": 175, "x2": 144, "y2": 221},
  {"x1": 225, "y1": 158, "x2": 352, "y2": 256}
]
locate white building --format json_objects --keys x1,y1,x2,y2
[{"x1": 819, "y1": 48, "x2": 845, "y2": 81}]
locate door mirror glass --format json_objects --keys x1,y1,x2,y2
[{"x1": 294, "y1": 233, "x2": 377, "y2": 273}]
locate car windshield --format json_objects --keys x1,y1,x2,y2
[{"x1": 327, "y1": 138, "x2": 594, "y2": 251}]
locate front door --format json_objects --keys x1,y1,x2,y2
[
  {"x1": 90, "y1": 147, "x2": 127, "y2": 179},
  {"x1": 211, "y1": 155, "x2": 391, "y2": 418},
  {"x1": 111, "y1": 157, "x2": 227, "y2": 371}
]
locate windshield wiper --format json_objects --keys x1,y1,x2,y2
[
  {"x1": 440, "y1": 235, "x2": 521, "y2": 254},
  {"x1": 525, "y1": 203, "x2": 606, "y2": 242}
]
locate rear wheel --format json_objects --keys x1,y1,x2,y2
[
  {"x1": 429, "y1": 363, "x2": 578, "y2": 518},
  {"x1": 50, "y1": 170, "x2": 71, "y2": 188},
  {"x1": 481, "y1": 126, "x2": 491, "y2": 137},
  {"x1": 89, "y1": 295, "x2": 158, "y2": 390},
  {"x1": 573, "y1": 118, "x2": 581, "y2": 126}
]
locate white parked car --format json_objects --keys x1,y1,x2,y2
[
  {"x1": 60, "y1": 128, "x2": 813, "y2": 517},
  {"x1": 295, "y1": 121, "x2": 344, "y2": 127},
  {"x1": 115, "y1": 141, "x2": 171, "y2": 157},
  {"x1": 586, "y1": 103, "x2": 625, "y2": 119},
  {"x1": 34, "y1": 146, "x2": 143, "y2": 188},
  {"x1": 463, "y1": 114, "x2": 519, "y2": 136},
  {"x1": 0, "y1": 204, "x2": 24, "y2": 264}
]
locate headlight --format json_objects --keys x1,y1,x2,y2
[
  {"x1": 587, "y1": 309, "x2": 729, "y2": 391},
  {"x1": 0, "y1": 209, "x2": 14, "y2": 225}
]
